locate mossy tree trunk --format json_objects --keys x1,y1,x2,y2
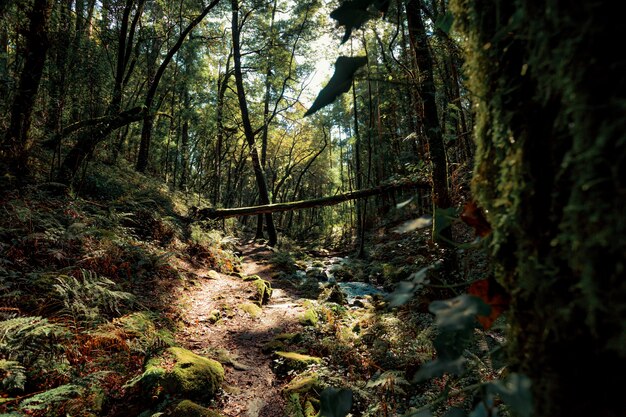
[{"x1": 452, "y1": 1, "x2": 626, "y2": 416}]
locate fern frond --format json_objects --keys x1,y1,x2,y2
[
  {"x1": 0, "y1": 360, "x2": 27, "y2": 392},
  {"x1": 19, "y1": 384, "x2": 83, "y2": 411},
  {"x1": 0, "y1": 316, "x2": 70, "y2": 366},
  {"x1": 53, "y1": 269, "x2": 135, "y2": 323}
]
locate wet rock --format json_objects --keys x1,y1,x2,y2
[{"x1": 318, "y1": 284, "x2": 347, "y2": 305}]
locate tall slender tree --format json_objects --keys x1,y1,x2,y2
[
  {"x1": 1, "y1": 0, "x2": 52, "y2": 178},
  {"x1": 406, "y1": 0, "x2": 451, "y2": 240},
  {"x1": 230, "y1": 0, "x2": 277, "y2": 246}
]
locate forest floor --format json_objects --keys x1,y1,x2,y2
[
  {"x1": 0, "y1": 171, "x2": 499, "y2": 417},
  {"x1": 175, "y1": 243, "x2": 305, "y2": 417}
]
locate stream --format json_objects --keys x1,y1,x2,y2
[{"x1": 287, "y1": 256, "x2": 388, "y2": 304}]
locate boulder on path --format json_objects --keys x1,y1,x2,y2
[
  {"x1": 139, "y1": 347, "x2": 224, "y2": 401},
  {"x1": 251, "y1": 278, "x2": 272, "y2": 305}
]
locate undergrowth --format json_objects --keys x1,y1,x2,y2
[{"x1": 0, "y1": 163, "x2": 241, "y2": 416}]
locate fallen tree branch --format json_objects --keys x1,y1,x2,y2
[{"x1": 193, "y1": 178, "x2": 428, "y2": 219}]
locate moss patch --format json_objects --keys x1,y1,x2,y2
[
  {"x1": 206, "y1": 270, "x2": 220, "y2": 280},
  {"x1": 300, "y1": 308, "x2": 318, "y2": 326},
  {"x1": 238, "y1": 302, "x2": 262, "y2": 318},
  {"x1": 242, "y1": 274, "x2": 261, "y2": 281},
  {"x1": 141, "y1": 347, "x2": 224, "y2": 400},
  {"x1": 171, "y1": 400, "x2": 222, "y2": 417},
  {"x1": 318, "y1": 284, "x2": 347, "y2": 305},
  {"x1": 252, "y1": 279, "x2": 272, "y2": 305},
  {"x1": 274, "y1": 351, "x2": 321, "y2": 373},
  {"x1": 283, "y1": 372, "x2": 322, "y2": 394}
]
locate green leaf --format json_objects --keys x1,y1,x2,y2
[
  {"x1": 488, "y1": 373, "x2": 533, "y2": 417},
  {"x1": 386, "y1": 264, "x2": 436, "y2": 307},
  {"x1": 433, "y1": 327, "x2": 473, "y2": 360},
  {"x1": 444, "y1": 408, "x2": 467, "y2": 417},
  {"x1": 435, "y1": 12, "x2": 454, "y2": 34},
  {"x1": 433, "y1": 207, "x2": 458, "y2": 242},
  {"x1": 320, "y1": 387, "x2": 353, "y2": 417},
  {"x1": 413, "y1": 357, "x2": 465, "y2": 382},
  {"x1": 330, "y1": 0, "x2": 390, "y2": 43},
  {"x1": 305, "y1": 56, "x2": 367, "y2": 116},
  {"x1": 429, "y1": 295, "x2": 491, "y2": 331}
]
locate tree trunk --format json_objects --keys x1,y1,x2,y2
[
  {"x1": 406, "y1": 0, "x2": 451, "y2": 241},
  {"x1": 452, "y1": 1, "x2": 626, "y2": 416},
  {"x1": 1, "y1": 0, "x2": 52, "y2": 178},
  {"x1": 231, "y1": 0, "x2": 277, "y2": 246}
]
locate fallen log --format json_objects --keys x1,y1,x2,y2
[{"x1": 193, "y1": 179, "x2": 429, "y2": 220}]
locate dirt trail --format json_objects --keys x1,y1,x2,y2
[{"x1": 177, "y1": 243, "x2": 305, "y2": 417}]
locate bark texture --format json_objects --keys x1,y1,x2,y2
[{"x1": 452, "y1": 1, "x2": 626, "y2": 416}]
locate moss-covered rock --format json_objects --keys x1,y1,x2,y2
[
  {"x1": 283, "y1": 372, "x2": 322, "y2": 394},
  {"x1": 299, "y1": 278, "x2": 322, "y2": 299},
  {"x1": 300, "y1": 308, "x2": 318, "y2": 326},
  {"x1": 206, "y1": 309, "x2": 221, "y2": 324},
  {"x1": 274, "y1": 351, "x2": 321, "y2": 374},
  {"x1": 252, "y1": 279, "x2": 272, "y2": 305},
  {"x1": 140, "y1": 347, "x2": 224, "y2": 401},
  {"x1": 242, "y1": 274, "x2": 261, "y2": 281},
  {"x1": 318, "y1": 284, "x2": 347, "y2": 305},
  {"x1": 206, "y1": 270, "x2": 220, "y2": 280},
  {"x1": 275, "y1": 332, "x2": 302, "y2": 343},
  {"x1": 171, "y1": 400, "x2": 222, "y2": 417},
  {"x1": 238, "y1": 302, "x2": 262, "y2": 318},
  {"x1": 262, "y1": 339, "x2": 286, "y2": 353}
]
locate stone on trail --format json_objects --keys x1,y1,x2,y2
[
  {"x1": 171, "y1": 400, "x2": 223, "y2": 417},
  {"x1": 138, "y1": 347, "x2": 224, "y2": 401},
  {"x1": 207, "y1": 270, "x2": 220, "y2": 280},
  {"x1": 252, "y1": 278, "x2": 272, "y2": 305},
  {"x1": 238, "y1": 302, "x2": 263, "y2": 318}
]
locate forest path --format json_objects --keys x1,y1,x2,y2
[{"x1": 176, "y1": 243, "x2": 306, "y2": 417}]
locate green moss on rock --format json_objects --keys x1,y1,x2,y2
[
  {"x1": 242, "y1": 274, "x2": 261, "y2": 281},
  {"x1": 141, "y1": 347, "x2": 224, "y2": 400},
  {"x1": 252, "y1": 279, "x2": 272, "y2": 305},
  {"x1": 318, "y1": 284, "x2": 346, "y2": 305},
  {"x1": 300, "y1": 308, "x2": 318, "y2": 326},
  {"x1": 274, "y1": 351, "x2": 322, "y2": 373},
  {"x1": 283, "y1": 372, "x2": 322, "y2": 394},
  {"x1": 207, "y1": 270, "x2": 220, "y2": 280},
  {"x1": 238, "y1": 302, "x2": 262, "y2": 318},
  {"x1": 171, "y1": 400, "x2": 222, "y2": 417}
]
